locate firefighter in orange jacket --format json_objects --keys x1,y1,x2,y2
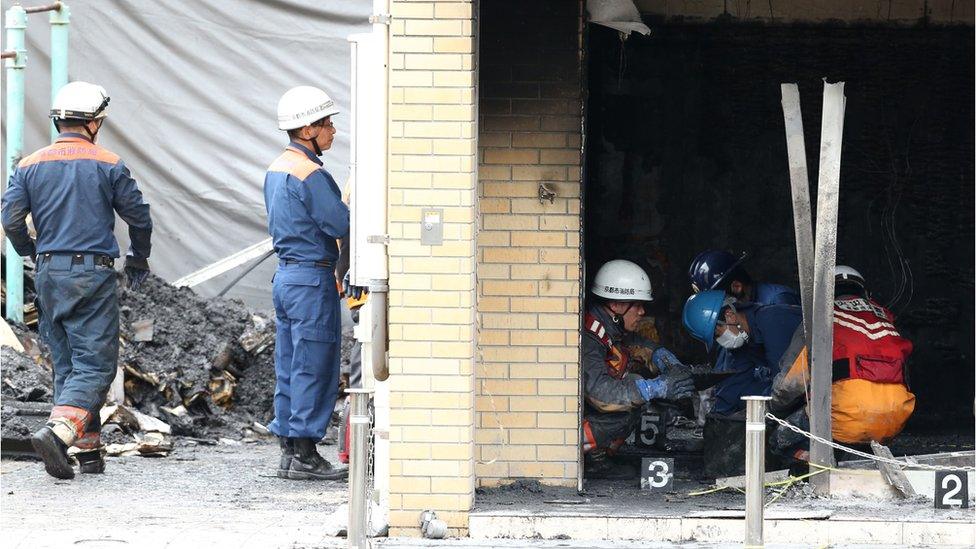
[{"x1": 769, "y1": 266, "x2": 915, "y2": 461}]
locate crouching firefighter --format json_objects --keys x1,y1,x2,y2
[
  {"x1": 682, "y1": 290, "x2": 802, "y2": 476},
  {"x1": 1, "y1": 82, "x2": 153, "y2": 479},
  {"x1": 264, "y1": 86, "x2": 349, "y2": 481},
  {"x1": 768, "y1": 266, "x2": 915, "y2": 463},
  {"x1": 583, "y1": 260, "x2": 696, "y2": 479}
]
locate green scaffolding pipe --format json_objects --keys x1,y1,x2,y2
[
  {"x1": 50, "y1": 3, "x2": 70, "y2": 140},
  {"x1": 5, "y1": 5, "x2": 27, "y2": 323}
]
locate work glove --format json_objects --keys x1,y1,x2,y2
[
  {"x1": 650, "y1": 348, "x2": 682, "y2": 374},
  {"x1": 124, "y1": 256, "x2": 150, "y2": 291},
  {"x1": 635, "y1": 369, "x2": 696, "y2": 402},
  {"x1": 341, "y1": 271, "x2": 368, "y2": 300}
]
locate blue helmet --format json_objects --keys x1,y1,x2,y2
[
  {"x1": 682, "y1": 290, "x2": 726, "y2": 351},
  {"x1": 688, "y1": 250, "x2": 748, "y2": 293}
]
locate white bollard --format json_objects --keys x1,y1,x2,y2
[{"x1": 743, "y1": 396, "x2": 772, "y2": 548}]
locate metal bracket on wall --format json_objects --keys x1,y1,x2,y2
[
  {"x1": 539, "y1": 183, "x2": 557, "y2": 204},
  {"x1": 369, "y1": 13, "x2": 391, "y2": 25},
  {"x1": 367, "y1": 234, "x2": 390, "y2": 245}
]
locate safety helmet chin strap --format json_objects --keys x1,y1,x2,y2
[
  {"x1": 83, "y1": 96, "x2": 110, "y2": 142},
  {"x1": 83, "y1": 120, "x2": 102, "y2": 142},
  {"x1": 307, "y1": 125, "x2": 323, "y2": 155},
  {"x1": 607, "y1": 301, "x2": 634, "y2": 326}
]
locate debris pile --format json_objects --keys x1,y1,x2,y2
[
  {"x1": 1, "y1": 273, "x2": 280, "y2": 455},
  {"x1": 115, "y1": 274, "x2": 277, "y2": 438}
]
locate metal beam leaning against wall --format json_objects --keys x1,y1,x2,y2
[
  {"x1": 809, "y1": 81, "x2": 846, "y2": 495},
  {"x1": 5, "y1": 5, "x2": 27, "y2": 323},
  {"x1": 780, "y1": 83, "x2": 814, "y2": 350}
]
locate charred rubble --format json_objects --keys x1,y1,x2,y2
[{"x1": 1, "y1": 273, "x2": 302, "y2": 455}]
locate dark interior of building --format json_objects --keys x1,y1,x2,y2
[{"x1": 583, "y1": 20, "x2": 975, "y2": 439}]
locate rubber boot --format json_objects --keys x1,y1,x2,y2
[
  {"x1": 287, "y1": 438, "x2": 347, "y2": 481},
  {"x1": 31, "y1": 426, "x2": 75, "y2": 480},
  {"x1": 277, "y1": 437, "x2": 294, "y2": 479},
  {"x1": 76, "y1": 449, "x2": 106, "y2": 474}
]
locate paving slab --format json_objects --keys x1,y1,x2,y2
[{"x1": 1, "y1": 439, "x2": 348, "y2": 549}]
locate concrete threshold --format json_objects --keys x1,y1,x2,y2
[
  {"x1": 465, "y1": 509, "x2": 974, "y2": 547},
  {"x1": 379, "y1": 542, "x2": 970, "y2": 549}
]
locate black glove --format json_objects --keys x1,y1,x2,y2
[
  {"x1": 124, "y1": 256, "x2": 150, "y2": 291},
  {"x1": 342, "y1": 271, "x2": 368, "y2": 300}
]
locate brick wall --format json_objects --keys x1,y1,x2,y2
[
  {"x1": 475, "y1": 0, "x2": 584, "y2": 487},
  {"x1": 387, "y1": 0, "x2": 478, "y2": 537}
]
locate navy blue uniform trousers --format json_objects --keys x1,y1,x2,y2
[
  {"x1": 35, "y1": 254, "x2": 119, "y2": 445},
  {"x1": 268, "y1": 263, "x2": 341, "y2": 440}
]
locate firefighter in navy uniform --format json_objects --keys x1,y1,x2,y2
[
  {"x1": 768, "y1": 266, "x2": 916, "y2": 462},
  {"x1": 264, "y1": 86, "x2": 349, "y2": 481},
  {"x1": 582, "y1": 260, "x2": 696, "y2": 479},
  {"x1": 1, "y1": 81, "x2": 153, "y2": 479}
]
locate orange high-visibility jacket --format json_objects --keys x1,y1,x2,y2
[{"x1": 770, "y1": 296, "x2": 915, "y2": 444}]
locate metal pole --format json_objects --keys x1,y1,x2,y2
[
  {"x1": 809, "y1": 82, "x2": 846, "y2": 495},
  {"x1": 5, "y1": 5, "x2": 28, "y2": 323},
  {"x1": 50, "y1": 2, "x2": 70, "y2": 140},
  {"x1": 780, "y1": 83, "x2": 814, "y2": 351},
  {"x1": 25, "y1": 2, "x2": 63, "y2": 14},
  {"x1": 743, "y1": 396, "x2": 771, "y2": 548},
  {"x1": 347, "y1": 388, "x2": 373, "y2": 549}
]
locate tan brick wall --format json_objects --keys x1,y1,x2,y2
[
  {"x1": 387, "y1": 0, "x2": 478, "y2": 537},
  {"x1": 475, "y1": 0, "x2": 583, "y2": 487}
]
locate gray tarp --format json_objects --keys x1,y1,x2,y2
[{"x1": 2, "y1": 0, "x2": 370, "y2": 307}]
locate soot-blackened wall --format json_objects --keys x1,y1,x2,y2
[{"x1": 584, "y1": 22, "x2": 974, "y2": 427}]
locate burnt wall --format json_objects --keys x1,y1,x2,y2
[{"x1": 584, "y1": 22, "x2": 974, "y2": 428}]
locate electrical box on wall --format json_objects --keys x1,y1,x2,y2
[{"x1": 421, "y1": 208, "x2": 443, "y2": 246}]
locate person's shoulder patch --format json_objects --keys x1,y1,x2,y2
[{"x1": 267, "y1": 149, "x2": 319, "y2": 181}]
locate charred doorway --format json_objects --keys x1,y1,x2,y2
[{"x1": 583, "y1": 21, "x2": 974, "y2": 444}]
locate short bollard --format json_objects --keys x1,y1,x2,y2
[
  {"x1": 348, "y1": 388, "x2": 373, "y2": 549},
  {"x1": 743, "y1": 396, "x2": 771, "y2": 548}
]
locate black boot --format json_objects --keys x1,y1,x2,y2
[
  {"x1": 76, "y1": 449, "x2": 106, "y2": 474},
  {"x1": 277, "y1": 437, "x2": 295, "y2": 478},
  {"x1": 31, "y1": 426, "x2": 75, "y2": 480},
  {"x1": 287, "y1": 438, "x2": 347, "y2": 481}
]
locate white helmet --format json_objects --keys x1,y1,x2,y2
[
  {"x1": 277, "y1": 86, "x2": 339, "y2": 130},
  {"x1": 50, "y1": 81, "x2": 110, "y2": 121},
  {"x1": 835, "y1": 265, "x2": 865, "y2": 286},
  {"x1": 591, "y1": 259, "x2": 654, "y2": 302}
]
